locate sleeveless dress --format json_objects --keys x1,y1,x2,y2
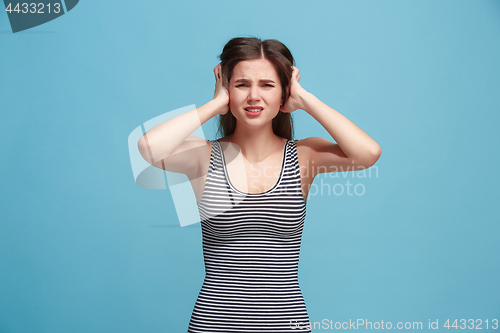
[{"x1": 187, "y1": 139, "x2": 312, "y2": 333}]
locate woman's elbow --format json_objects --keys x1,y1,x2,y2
[{"x1": 367, "y1": 144, "x2": 381, "y2": 167}]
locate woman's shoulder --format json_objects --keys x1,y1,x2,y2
[
  {"x1": 294, "y1": 136, "x2": 337, "y2": 159},
  {"x1": 295, "y1": 136, "x2": 335, "y2": 148}
]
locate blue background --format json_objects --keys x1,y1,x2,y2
[{"x1": 1, "y1": 0, "x2": 499, "y2": 332}]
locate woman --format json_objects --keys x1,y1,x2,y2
[{"x1": 138, "y1": 37, "x2": 381, "y2": 332}]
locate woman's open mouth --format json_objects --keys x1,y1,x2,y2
[{"x1": 244, "y1": 107, "x2": 263, "y2": 116}]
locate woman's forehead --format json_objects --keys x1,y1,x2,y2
[{"x1": 231, "y1": 58, "x2": 279, "y2": 81}]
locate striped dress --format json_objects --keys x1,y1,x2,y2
[{"x1": 187, "y1": 139, "x2": 311, "y2": 333}]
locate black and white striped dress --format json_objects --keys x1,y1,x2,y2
[{"x1": 187, "y1": 139, "x2": 311, "y2": 333}]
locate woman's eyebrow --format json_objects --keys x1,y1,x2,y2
[{"x1": 234, "y1": 78, "x2": 275, "y2": 83}]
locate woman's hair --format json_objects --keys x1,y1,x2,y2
[{"x1": 216, "y1": 37, "x2": 295, "y2": 140}]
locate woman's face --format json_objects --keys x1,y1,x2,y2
[{"x1": 228, "y1": 58, "x2": 283, "y2": 128}]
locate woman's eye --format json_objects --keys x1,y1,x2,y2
[{"x1": 235, "y1": 83, "x2": 273, "y2": 88}]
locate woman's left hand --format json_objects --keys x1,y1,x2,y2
[{"x1": 280, "y1": 66, "x2": 307, "y2": 113}]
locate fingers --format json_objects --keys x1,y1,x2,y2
[
  {"x1": 291, "y1": 66, "x2": 300, "y2": 82},
  {"x1": 214, "y1": 63, "x2": 222, "y2": 80}
]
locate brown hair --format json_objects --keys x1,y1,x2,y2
[{"x1": 216, "y1": 36, "x2": 295, "y2": 140}]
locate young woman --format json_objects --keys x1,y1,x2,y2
[{"x1": 138, "y1": 37, "x2": 381, "y2": 332}]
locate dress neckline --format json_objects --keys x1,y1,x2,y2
[{"x1": 217, "y1": 139, "x2": 289, "y2": 196}]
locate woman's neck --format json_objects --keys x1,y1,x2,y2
[{"x1": 224, "y1": 124, "x2": 286, "y2": 162}]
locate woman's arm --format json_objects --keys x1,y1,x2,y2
[
  {"x1": 137, "y1": 64, "x2": 229, "y2": 176},
  {"x1": 301, "y1": 90, "x2": 381, "y2": 165},
  {"x1": 281, "y1": 66, "x2": 381, "y2": 176}
]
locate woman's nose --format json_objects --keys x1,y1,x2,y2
[{"x1": 248, "y1": 86, "x2": 261, "y2": 101}]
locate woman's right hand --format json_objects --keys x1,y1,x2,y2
[{"x1": 213, "y1": 63, "x2": 229, "y2": 115}]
